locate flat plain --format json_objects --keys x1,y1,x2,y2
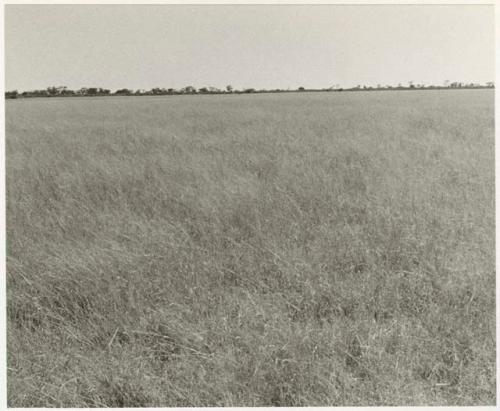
[{"x1": 6, "y1": 90, "x2": 495, "y2": 406}]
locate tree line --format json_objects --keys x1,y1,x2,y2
[{"x1": 5, "y1": 81, "x2": 495, "y2": 99}]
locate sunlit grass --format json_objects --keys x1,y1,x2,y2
[{"x1": 6, "y1": 90, "x2": 495, "y2": 406}]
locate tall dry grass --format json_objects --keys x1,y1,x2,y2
[{"x1": 6, "y1": 90, "x2": 495, "y2": 406}]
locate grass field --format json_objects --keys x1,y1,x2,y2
[{"x1": 6, "y1": 90, "x2": 495, "y2": 406}]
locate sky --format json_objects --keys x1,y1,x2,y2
[{"x1": 5, "y1": 4, "x2": 495, "y2": 92}]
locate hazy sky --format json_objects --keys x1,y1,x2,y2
[{"x1": 5, "y1": 5, "x2": 494, "y2": 91}]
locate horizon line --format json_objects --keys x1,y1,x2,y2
[{"x1": 5, "y1": 80, "x2": 495, "y2": 95}]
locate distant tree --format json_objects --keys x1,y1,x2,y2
[
  {"x1": 243, "y1": 88, "x2": 255, "y2": 93},
  {"x1": 47, "y1": 86, "x2": 60, "y2": 96},
  {"x1": 45, "y1": 86, "x2": 69, "y2": 96},
  {"x1": 181, "y1": 86, "x2": 196, "y2": 94},
  {"x1": 5, "y1": 90, "x2": 18, "y2": 99},
  {"x1": 61, "y1": 88, "x2": 75, "y2": 96},
  {"x1": 151, "y1": 87, "x2": 168, "y2": 95},
  {"x1": 115, "y1": 88, "x2": 132, "y2": 95},
  {"x1": 23, "y1": 89, "x2": 47, "y2": 97},
  {"x1": 298, "y1": 86, "x2": 305, "y2": 91},
  {"x1": 486, "y1": 81, "x2": 494, "y2": 88},
  {"x1": 226, "y1": 85, "x2": 233, "y2": 93},
  {"x1": 199, "y1": 87, "x2": 209, "y2": 93}
]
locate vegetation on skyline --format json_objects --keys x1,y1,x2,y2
[{"x1": 5, "y1": 81, "x2": 494, "y2": 99}]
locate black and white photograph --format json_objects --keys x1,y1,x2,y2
[{"x1": 3, "y1": 2, "x2": 496, "y2": 407}]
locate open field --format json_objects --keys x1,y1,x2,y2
[{"x1": 6, "y1": 90, "x2": 495, "y2": 406}]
